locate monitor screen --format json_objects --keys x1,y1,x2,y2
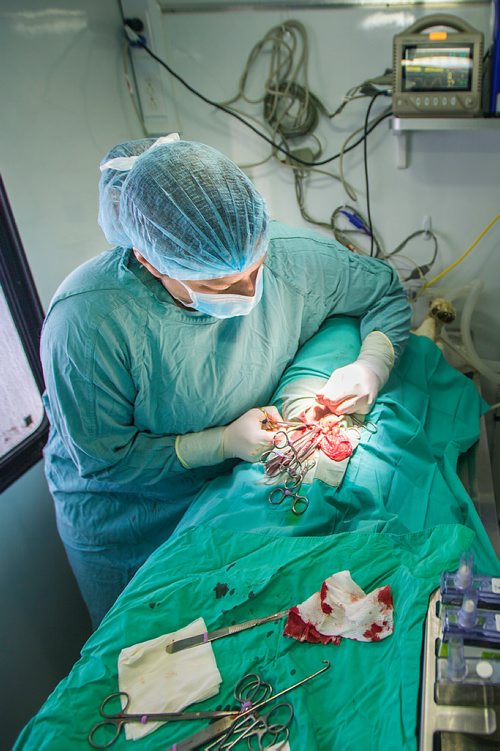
[{"x1": 401, "y1": 45, "x2": 473, "y2": 92}]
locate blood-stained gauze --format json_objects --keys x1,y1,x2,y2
[{"x1": 283, "y1": 570, "x2": 394, "y2": 645}]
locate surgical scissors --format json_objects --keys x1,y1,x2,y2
[
  {"x1": 205, "y1": 673, "x2": 293, "y2": 751},
  {"x1": 88, "y1": 691, "x2": 240, "y2": 748}
]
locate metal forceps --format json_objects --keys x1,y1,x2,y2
[
  {"x1": 268, "y1": 477, "x2": 309, "y2": 516},
  {"x1": 205, "y1": 673, "x2": 293, "y2": 751},
  {"x1": 349, "y1": 414, "x2": 378, "y2": 434},
  {"x1": 208, "y1": 704, "x2": 293, "y2": 750},
  {"x1": 263, "y1": 429, "x2": 318, "y2": 515},
  {"x1": 165, "y1": 661, "x2": 331, "y2": 751},
  {"x1": 88, "y1": 691, "x2": 239, "y2": 748}
]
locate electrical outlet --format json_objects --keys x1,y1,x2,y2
[
  {"x1": 144, "y1": 77, "x2": 160, "y2": 113},
  {"x1": 422, "y1": 215, "x2": 432, "y2": 240},
  {"x1": 121, "y1": 0, "x2": 172, "y2": 135},
  {"x1": 132, "y1": 56, "x2": 168, "y2": 119}
]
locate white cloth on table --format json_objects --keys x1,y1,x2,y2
[{"x1": 118, "y1": 617, "x2": 221, "y2": 740}]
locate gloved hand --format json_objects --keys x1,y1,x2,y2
[
  {"x1": 316, "y1": 331, "x2": 395, "y2": 416},
  {"x1": 316, "y1": 362, "x2": 380, "y2": 415},
  {"x1": 175, "y1": 405, "x2": 283, "y2": 469},
  {"x1": 222, "y1": 406, "x2": 282, "y2": 462}
]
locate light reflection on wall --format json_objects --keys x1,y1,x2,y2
[{"x1": 0, "y1": 9, "x2": 88, "y2": 36}]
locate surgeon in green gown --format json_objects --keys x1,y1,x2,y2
[{"x1": 40, "y1": 134, "x2": 411, "y2": 627}]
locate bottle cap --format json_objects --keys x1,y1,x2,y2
[
  {"x1": 454, "y1": 552, "x2": 474, "y2": 589},
  {"x1": 457, "y1": 589, "x2": 478, "y2": 629}
]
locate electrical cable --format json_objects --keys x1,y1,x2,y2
[
  {"x1": 294, "y1": 169, "x2": 334, "y2": 231},
  {"x1": 331, "y1": 205, "x2": 385, "y2": 258},
  {"x1": 336, "y1": 104, "x2": 392, "y2": 203},
  {"x1": 331, "y1": 204, "x2": 440, "y2": 289},
  {"x1": 386, "y1": 229, "x2": 439, "y2": 281},
  {"x1": 389, "y1": 252, "x2": 429, "y2": 283},
  {"x1": 123, "y1": 19, "x2": 398, "y2": 252},
  {"x1": 220, "y1": 20, "x2": 324, "y2": 140},
  {"x1": 285, "y1": 103, "x2": 391, "y2": 234},
  {"x1": 264, "y1": 82, "x2": 321, "y2": 138},
  {"x1": 123, "y1": 22, "x2": 392, "y2": 168},
  {"x1": 211, "y1": 18, "x2": 389, "y2": 234},
  {"x1": 422, "y1": 214, "x2": 500, "y2": 291},
  {"x1": 328, "y1": 71, "x2": 392, "y2": 120},
  {"x1": 363, "y1": 92, "x2": 387, "y2": 256}
]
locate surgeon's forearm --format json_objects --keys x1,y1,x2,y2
[
  {"x1": 358, "y1": 330, "x2": 395, "y2": 388},
  {"x1": 75, "y1": 430, "x2": 200, "y2": 494},
  {"x1": 358, "y1": 273, "x2": 411, "y2": 362},
  {"x1": 324, "y1": 251, "x2": 412, "y2": 361},
  {"x1": 174, "y1": 426, "x2": 226, "y2": 469}
]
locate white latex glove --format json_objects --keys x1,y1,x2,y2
[
  {"x1": 316, "y1": 331, "x2": 395, "y2": 416},
  {"x1": 175, "y1": 406, "x2": 282, "y2": 468},
  {"x1": 316, "y1": 362, "x2": 380, "y2": 415},
  {"x1": 222, "y1": 406, "x2": 282, "y2": 462}
]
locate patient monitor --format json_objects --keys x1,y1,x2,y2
[{"x1": 393, "y1": 14, "x2": 484, "y2": 117}]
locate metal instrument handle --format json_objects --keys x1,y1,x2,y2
[
  {"x1": 88, "y1": 719, "x2": 122, "y2": 749},
  {"x1": 99, "y1": 691, "x2": 129, "y2": 718}
]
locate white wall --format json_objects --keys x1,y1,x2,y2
[
  {"x1": 0, "y1": 1, "x2": 144, "y2": 745},
  {"x1": 157, "y1": 4, "x2": 500, "y2": 361},
  {"x1": 1, "y1": 2, "x2": 144, "y2": 306}
]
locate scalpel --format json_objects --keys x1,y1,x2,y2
[{"x1": 165, "y1": 610, "x2": 289, "y2": 653}]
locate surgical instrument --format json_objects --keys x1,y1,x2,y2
[
  {"x1": 262, "y1": 429, "x2": 318, "y2": 515},
  {"x1": 268, "y1": 476, "x2": 310, "y2": 516},
  {"x1": 88, "y1": 692, "x2": 240, "y2": 748},
  {"x1": 166, "y1": 610, "x2": 289, "y2": 654},
  {"x1": 205, "y1": 672, "x2": 292, "y2": 750},
  {"x1": 206, "y1": 702, "x2": 293, "y2": 750},
  {"x1": 262, "y1": 427, "x2": 323, "y2": 469},
  {"x1": 165, "y1": 660, "x2": 331, "y2": 751},
  {"x1": 349, "y1": 413, "x2": 377, "y2": 434}
]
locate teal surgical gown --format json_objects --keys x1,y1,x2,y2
[{"x1": 41, "y1": 221, "x2": 411, "y2": 578}]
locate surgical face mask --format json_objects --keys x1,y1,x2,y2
[{"x1": 173, "y1": 266, "x2": 264, "y2": 319}]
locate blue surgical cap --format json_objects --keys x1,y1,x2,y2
[
  {"x1": 98, "y1": 138, "x2": 158, "y2": 250},
  {"x1": 98, "y1": 138, "x2": 269, "y2": 280}
]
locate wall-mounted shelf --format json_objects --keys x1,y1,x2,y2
[{"x1": 389, "y1": 116, "x2": 500, "y2": 168}]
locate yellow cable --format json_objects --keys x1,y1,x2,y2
[{"x1": 422, "y1": 214, "x2": 500, "y2": 291}]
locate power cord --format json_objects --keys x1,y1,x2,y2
[
  {"x1": 331, "y1": 205, "x2": 385, "y2": 258},
  {"x1": 331, "y1": 205, "x2": 440, "y2": 289},
  {"x1": 123, "y1": 20, "x2": 392, "y2": 168},
  {"x1": 363, "y1": 91, "x2": 388, "y2": 256},
  {"x1": 387, "y1": 230, "x2": 439, "y2": 281}
]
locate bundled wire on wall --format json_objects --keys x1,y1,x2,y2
[
  {"x1": 123, "y1": 18, "x2": 439, "y2": 291},
  {"x1": 331, "y1": 205, "x2": 439, "y2": 287},
  {"x1": 123, "y1": 19, "x2": 392, "y2": 169},
  {"x1": 201, "y1": 19, "x2": 440, "y2": 285},
  {"x1": 220, "y1": 21, "x2": 324, "y2": 147},
  {"x1": 217, "y1": 20, "x2": 395, "y2": 224}
]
